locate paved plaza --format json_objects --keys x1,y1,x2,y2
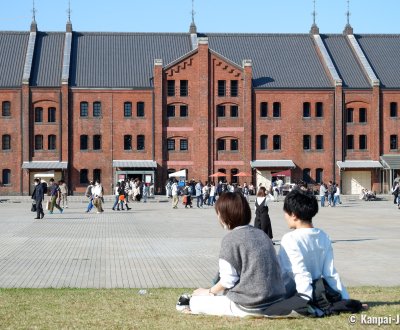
[{"x1": 0, "y1": 195, "x2": 399, "y2": 289}]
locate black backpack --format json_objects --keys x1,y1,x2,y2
[{"x1": 41, "y1": 182, "x2": 48, "y2": 194}]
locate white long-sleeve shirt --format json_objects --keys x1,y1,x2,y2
[{"x1": 278, "y1": 228, "x2": 349, "y2": 300}]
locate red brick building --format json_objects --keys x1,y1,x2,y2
[{"x1": 1, "y1": 20, "x2": 400, "y2": 195}]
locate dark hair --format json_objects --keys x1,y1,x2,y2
[
  {"x1": 283, "y1": 189, "x2": 318, "y2": 222},
  {"x1": 257, "y1": 186, "x2": 267, "y2": 197},
  {"x1": 215, "y1": 192, "x2": 251, "y2": 229},
  {"x1": 34, "y1": 178, "x2": 40, "y2": 184}
]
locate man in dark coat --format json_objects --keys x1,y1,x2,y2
[{"x1": 31, "y1": 178, "x2": 44, "y2": 219}]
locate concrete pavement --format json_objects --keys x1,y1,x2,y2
[{"x1": 0, "y1": 195, "x2": 399, "y2": 288}]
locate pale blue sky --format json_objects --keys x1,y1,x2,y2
[{"x1": 0, "y1": 0, "x2": 399, "y2": 33}]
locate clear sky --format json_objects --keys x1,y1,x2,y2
[{"x1": 0, "y1": 0, "x2": 399, "y2": 34}]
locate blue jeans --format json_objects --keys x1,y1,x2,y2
[
  {"x1": 112, "y1": 195, "x2": 119, "y2": 209},
  {"x1": 197, "y1": 195, "x2": 203, "y2": 207},
  {"x1": 86, "y1": 197, "x2": 93, "y2": 212},
  {"x1": 320, "y1": 195, "x2": 325, "y2": 207}
]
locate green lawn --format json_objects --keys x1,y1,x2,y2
[{"x1": 0, "y1": 287, "x2": 399, "y2": 329}]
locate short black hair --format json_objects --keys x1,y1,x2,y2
[{"x1": 283, "y1": 189, "x2": 318, "y2": 222}]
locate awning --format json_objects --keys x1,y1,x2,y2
[
  {"x1": 250, "y1": 160, "x2": 295, "y2": 168},
  {"x1": 380, "y1": 155, "x2": 400, "y2": 169},
  {"x1": 168, "y1": 169, "x2": 186, "y2": 178},
  {"x1": 113, "y1": 160, "x2": 157, "y2": 168},
  {"x1": 22, "y1": 161, "x2": 68, "y2": 169},
  {"x1": 336, "y1": 160, "x2": 383, "y2": 169},
  {"x1": 272, "y1": 169, "x2": 291, "y2": 177}
]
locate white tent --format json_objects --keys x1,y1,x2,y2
[{"x1": 168, "y1": 169, "x2": 186, "y2": 178}]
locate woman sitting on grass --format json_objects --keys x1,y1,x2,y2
[{"x1": 185, "y1": 192, "x2": 305, "y2": 317}]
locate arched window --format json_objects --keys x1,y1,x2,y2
[
  {"x1": 2, "y1": 169, "x2": 11, "y2": 185},
  {"x1": 303, "y1": 168, "x2": 311, "y2": 183},
  {"x1": 2, "y1": 134, "x2": 11, "y2": 150},
  {"x1": 48, "y1": 135, "x2": 56, "y2": 150},
  {"x1": 2, "y1": 101, "x2": 11, "y2": 116}
]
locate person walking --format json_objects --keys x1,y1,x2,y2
[
  {"x1": 85, "y1": 181, "x2": 94, "y2": 213},
  {"x1": 195, "y1": 180, "x2": 203, "y2": 208},
  {"x1": 171, "y1": 181, "x2": 179, "y2": 209},
  {"x1": 31, "y1": 178, "x2": 45, "y2": 219},
  {"x1": 92, "y1": 181, "x2": 104, "y2": 213},
  {"x1": 254, "y1": 186, "x2": 274, "y2": 241},
  {"x1": 59, "y1": 180, "x2": 68, "y2": 208},
  {"x1": 319, "y1": 183, "x2": 327, "y2": 207},
  {"x1": 48, "y1": 179, "x2": 63, "y2": 214},
  {"x1": 112, "y1": 182, "x2": 121, "y2": 211}
]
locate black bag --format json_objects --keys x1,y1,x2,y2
[
  {"x1": 31, "y1": 202, "x2": 37, "y2": 212},
  {"x1": 41, "y1": 182, "x2": 48, "y2": 194}
]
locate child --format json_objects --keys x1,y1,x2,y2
[{"x1": 278, "y1": 189, "x2": 349, "y2": 301}]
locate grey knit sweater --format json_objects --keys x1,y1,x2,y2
[{"x1": 219, "y1": 226, "x2": 285, "y2": 308}]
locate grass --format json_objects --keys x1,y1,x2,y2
[{"x1": 0, "y1": 287, "x2": 399, "y2": 329}]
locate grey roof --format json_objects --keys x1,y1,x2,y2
[
  {"x1": 321, "y1": 34, "x2": 370, "y2": 89},
  {"x1": 70, "y1": 33, "x2": 192, "y2": 88},
  {"x1": 336, "y1": 160, "x2": 382, "y2": 169},
  {"x1": 113, "y1": 160, "x2": 157, "y2": 168},
  {"x1": 0, "y1": 32, "x2": 29, "y2": 87},
  {"x1": 22, "y1": 161, "x2": 68, "y2": 169},
  {"x1": 206, "y1": 33, "x2": 333, "y2": 89},
  {"x1": 250, "y1": 160, "x2": 296, "y2": 168},
  {"x1": 31, "y1": 32, "x2": 65, "y2": 87},
  {"x1": 380, "y1": 155, "x2": 400, "y2": 169},
  {"x1": 355, "y1": 35, "x2": 400, "y2": 88}
]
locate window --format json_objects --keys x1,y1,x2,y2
[
  {"x1": 80, "y1": 135, "x2": 88, "y2": 150},
  {"x1": 48, "y1": 107, "x2": 56, "y2": 122},
  {"x1": 359, "y1": 108, "x2": 367, "y2": 123},
  {"x1": 93, "y1": 102, "x2": 101, "y2": 117},
  {"x1": 79, "y1": 169, "x2": 88, "y2": 184},
  {"x1": 2, "y1": 134, "x2": 11, "y2": 150},
  {"x1": 273, "y1": 135, "x2": 281, "y2": 150},
  {"x1": 316, "y1": 102, "x2": 323, "y2": 117},
  {"x1": 217, "y1": 105, "x2": 225, "y2": 117},
  {"x1": 167, "y1": 80, "x2": 175, "y2": 97},
  {"x1": 303, "y1": 168, "x2": 311, "y2": 183},
  {"x1": 316, "y1": 168, "x2": 323, "y2": 183},
  {"x1": 217, "y1": 139, "x2": 226, "y2": 151},
  {"x1": 180, "y1": 105, "x2": 188, "y2": 117},
  {"x1": 231, "y1": 168, "x2": 238, "y2": 184},
  {"x1": 218, "y1": 80, "x2": 226, "y2": 97},
  {"x1": 93, "y1": 169, "x2": 101, "y2": 183},
  {"x1": 167, "y1": 105, "x2": 175, "y2": 117},
  {"x1": 80, "y1": 102, "x2": 88, "y2": 117},
  {"x1": 390, "y1": 135, "x2": 398, "y2": 150},
  {"x1": 260, "y1": 135, "x2": 268, "y2": 150},
  {"x1": 260, "y1": 102, "x2": 268, "y2": 117},
  {"x1": 273, "y1": 102, "x2": 281, "y2": 117},
  {"x1": 137, "y1": 102, "x2": 145, "y2": 117},
  {"x1": 230, "y1": 139, "x2": 238, "y2": 151},
  {"x1": 124, "y1": 135, "x2": 132, "y2": 150},
  {"x1": 180, "y1": 80, "x2": 188, "y2": 97},
  {"x1": 230, "y1": 80, "x2": 238, "y2": 97},
  {"x1": 137, "y1": 135, "x2": 145, "y2": 150},
  {"x1": 346, "y1": 108, "x2": 354, "y2": 123},
  {"x1": 2, "y1": 101, "x2": 10, "y2": 116},
  {"x1": 35, "y1": 135, "x2": 43, "y2": 150},
  {"x1": 167, "y1": 139, "x2": 175, "y2": 151},
  {"x1": 48, "y1": 135, "x2": 56, "y2": 150},
  {"x1": 35, "y1": 107, "x2": 43, "y2": 122},
  {"x1": 390, "y1": 102, "x2": 397, "y2": 117},
  {"x1": 303, "y1": 135, "x2": 311, "y2": 150},
  {"x1": 124, "y1": 102, "x2": 132, "y2": 117},
  {"x1": 93, "y1": 135, "x2": 101, "y2": 150},
  {"x1": 303, "y1": 102, "x2": 311, "y2": 118},
  {"x1": 230, "y1": 105, "x2": 238, "y2": 117},
  {"x1": 316, "y1": 135, "x2": 324, "y2": 150},
  {"x1": 2, "y1": 169, "x2": 11, "y2": 185},
  {"x1": 359, "y1": 135, "x2": 367, "y2": 150},
  {"x1": 346, "y1": 135, "x2": 354, "y2": 150},
  {"x1": 180, "y1": 139, "x2": 188, "y2": 151}
]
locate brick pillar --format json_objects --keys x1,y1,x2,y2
[
  {"x1": 21, "y1": 84, "x2": 31, "y2": 195},
  {"x1": 196, "y1": 37, "x2": 210, "y2": 181},
  {"x1": 243, "y1": 60, "x2": 253, "y2": 178},
  {"x1": 61, "y1": 84, "x2": 69, "y2": 182},
  {"x1": 334, "y1": 84, "x2": 343, "y2": 183},
  {"x1": 153, "y1": 59, "x2": 163, "y2": 193}
]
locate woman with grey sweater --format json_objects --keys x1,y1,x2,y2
[{"x1": 186, "y1": 192, "x2": 294, "y2": 317}]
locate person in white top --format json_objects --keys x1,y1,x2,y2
[
  {"x1": 171, "y1": 181, "x2": 179, "y2": 209},
  {"x1": 278, "y1": 189, "x2": 349, "y2": 300},
  {"x1": 333, "y1": 185, "x2": 341, "y2": 205}
]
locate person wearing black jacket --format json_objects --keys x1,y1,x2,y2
[{"x1": 31, "y1": 178, "x2": 44, "y2": 219}]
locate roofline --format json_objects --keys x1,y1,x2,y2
[
  {"x1": 209, "y1": 49, "x2": 244, "y2": 71},
  {"x1": 164, "y1": 48, "x2": 199, "y2": 70}
]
